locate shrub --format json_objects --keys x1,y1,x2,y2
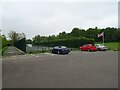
[{"x1": 37, "y1": 38, "x2": 95, "y2": 48}]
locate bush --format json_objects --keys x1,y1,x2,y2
[
  {"x1": 37, "y1": 38, "x2": 95, "y2": 48},
  {"x1": 0, "y1": 35, "x2": 8, "y2": 55},
  {"x1": 0, "y1": 35, "x2": 8, "y2": 48}
]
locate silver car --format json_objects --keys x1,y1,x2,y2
[{"x1": 95, "y1": 44, "x2": 108, "y2": 51}]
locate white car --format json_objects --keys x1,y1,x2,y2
[{"x1": 95, "y1": 44, "x2": 108, "y2": 51}]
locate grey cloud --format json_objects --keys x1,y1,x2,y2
[{"x1": 2, "y1": 2, "x2": 118, "y2": 39}]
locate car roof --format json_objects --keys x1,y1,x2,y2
[
  {"x1": 54, "y1": 46, "x2": 67, "y2": 48},
  {"x1": 84, "y1": 44, "x2": 93, "y2": 46},
  {"x1": 95, "y1": 44, "x2": 104, "y2": 46}
]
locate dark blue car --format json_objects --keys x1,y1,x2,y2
[{"x1": 51, "y1": 46, "x2": 70, "y2": 54}]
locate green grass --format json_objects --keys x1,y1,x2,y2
[
  {"x1": 0, "y1": 47, "x2": 8, "y2": 56},
  {"x1": 96, "y1": 42, "x2": 119, "y2": 51}
]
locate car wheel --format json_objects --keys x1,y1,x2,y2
[
  {"x1": 66, "y1": 52, "x2": 68, "y2": 54},
  {"x1": 57, "y1": 51, "x2": 60, "y2": 54},
  {"x1": 98, "y1": 48, "x2": 101, "y2": 51},
  {"x1": 88, "y1": 49, "x2": 91, "y2": 52},
  {"x1": 80, "y1": 48, "x2": 82, "y2": 51}
]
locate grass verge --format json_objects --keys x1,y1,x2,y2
[{"x1": 0, "y1": 47, "x2": 8, "y2": 56}]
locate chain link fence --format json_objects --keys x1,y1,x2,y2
[{"x1": 26, "y1": 46, "x2": 53, "y2": 53}]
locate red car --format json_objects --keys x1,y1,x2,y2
[{"x1": 80, "y1": 44, "x2": 97, "y2": 51}]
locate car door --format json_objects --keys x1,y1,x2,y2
[
  {"x1": 95, "y1": 44, "x2": 99, "y2": 49},
  {"x1": 82, "y1": 45, "x2": 87, "y2": 50},
  {"x1": 85, "y1": 45, "x2": 90, "y2": 50}
]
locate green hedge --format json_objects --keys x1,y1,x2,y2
[
  {"x1": 0, "y1": 36, "x2": 8, "y2": 55},
  {"x1": 34, "y1": 38, "x2": 95, "y2": 48},
  {"x1": 0, "y1": 36, "x2": 8, "y2": 48}
]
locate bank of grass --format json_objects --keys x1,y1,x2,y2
[
  {"x1": 96, "y1": 42, "x2": 119, "y2": 51},
  {"x1": 0, "y1": 47, "x2": 8, "y2": 56}
]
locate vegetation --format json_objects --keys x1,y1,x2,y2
[
  {"x1": 8, "y1": 31, "x2": 25, "y2": 45},
  {"x1": 104, "y1": 42, "x2": 119, "y2": 51},
  {"x1": 1, "y1": 47, "x2": 8, "y2": 55},
  {"x1": 0, "y1": 35, "x2": 8, "y2": 55},
  {"x1": 36, "y1": 38, "x2": 95, "y2": 48},
  {"x1": 0, "y1": 27, "x2": 119, "y2": 55},
  {"x1": 27, "y1": 27, "x2": 119, "y2": 48}
]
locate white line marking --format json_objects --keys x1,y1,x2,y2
[
  {"x1": 8, "y1": 52, "x2": 13, "y2": 53},
  {"x1": 12, "y1": 56, "x2": 16, "y2": 57},
  {"x1": 51, "y1": 54, "x2": 54, "y2": 56},
  {"x1": 35, "y1": 56, "x2": 39, "y2": 57}
]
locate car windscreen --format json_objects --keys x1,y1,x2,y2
[
  {"x1": 61, "y1": 46, "x2": 67, "y2": 48},
  {"x1": 85, "y1": 44, "x2": 93, "y2": 46},
  {"x1": 54, "y1": 46, "x2": 59, "y2": 49},
  {"x1": 98, "y1": 44, "x2": 105, "y2": 47}
]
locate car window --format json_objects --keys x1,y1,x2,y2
[
  {"x1": 61, "y1": 46, "x2": 67, "y2": 48},
  {"x1": 54, "y1": 46, "x2": 59, "y2": 49},
  {"x1": 98, "y1": 44, "x2": 104, "y2": 47},
  {"x1": 95, "y1": 44, "x2": 106, "y2": 47},
  {"x1": 95, "y1": 44, "x2": 99, "y2": 46},
  {"x1": 87, "y1": 44, "x2": 92, "y2": 46}
]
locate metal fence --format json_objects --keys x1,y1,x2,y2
[
  {"x1": 26, "y1": 45, "x2": 78, "y2": 53},
  {"x1": 26, "y1": 46, "x2": 53, "y2": 52}
]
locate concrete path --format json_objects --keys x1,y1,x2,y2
[{"x1": 3, "y1": 46, "x2": 24, "y2": 56}]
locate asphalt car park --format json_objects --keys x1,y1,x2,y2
[{"x1": 2, "y1": 51, "x2": 118, "y2": 88}]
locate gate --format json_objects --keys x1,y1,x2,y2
[{"x1": 14, "y1": 38, "x2": 26, "y2": 53}]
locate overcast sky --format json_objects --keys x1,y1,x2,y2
[{"x1": 1, "y1": 0, "x2": 119, "y2": 39}]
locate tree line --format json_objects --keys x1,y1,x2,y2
[
  {"x1": 26, "y1": 27, "x2": 120, "y2": 47},
  {"x1": 1, "y1": 27, "x2": 120, "y2": 48}
]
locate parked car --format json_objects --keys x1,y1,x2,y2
[
  {"x1": 80, "y1": 44, "x2": 97, "y2": 52},
  {"x1": 51, "y1": 46, "x2": 70, "y2": 54},
  {"x1": 95, "y1": 44, "x2": 108, "y2": 51}
]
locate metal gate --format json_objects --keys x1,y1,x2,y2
[{"x1": 14, "y1": 38, "x2": 26, "y2": 53}]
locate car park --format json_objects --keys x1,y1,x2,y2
[
  {"x1": 80, "y1": 44, "x2": 97, "y2": 52},
  {"x1": 95, "y1": 44, "x2": 108, "y2": 51},
  {"x1": 51, "y1": 46, "x2": 70, "y2": 54}
]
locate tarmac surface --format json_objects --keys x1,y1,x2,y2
[{"x1": 2, "y1": 51, "x2": 118, "y2": 88}]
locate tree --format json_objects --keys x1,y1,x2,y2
[
  {"x1": 71, "y1": 28, "x2": 80, "y2": 37},
  {"x1": 26, "y1": 39, "x2": 33, "y2": 44},
  {"x1": 112, "y1": 28, "x2": 120, "y2": 42},
  {"x1": 58, "y1": 31, "x2": 67, "y2": 39},
  {"x1": 32, "y1": 27, "x2": 119, "y2": 46},
  {"x1": 78, "y1": 29, "x2": 86, "y2": 37},
  {"x1": 102, "y1": 27, "x2": 118, "y2": 42},
  {"x1": 8, "y1": 31, "x2": 25, "y2": 45},
  {"x1": 48, "y1": 35, "x2": 56, "y2": 41},
  {"x1": 32, "y1": 35, "x2": 41, "y2": 46}
]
